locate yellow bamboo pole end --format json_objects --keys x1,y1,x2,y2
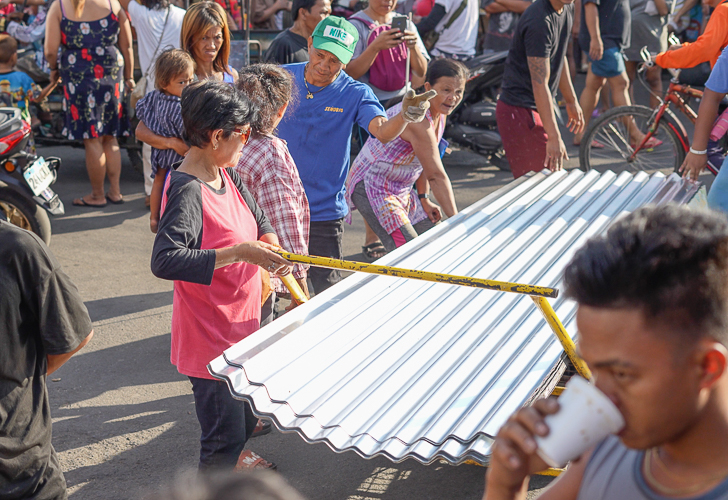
[
  {"x1": 279, "y1": 274, "x2": 308, "y2": 305},
  {"x1": 530, "y1": 296, "x2": 592, "y2": 380}
]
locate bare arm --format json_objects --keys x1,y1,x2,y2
[
  {"x1": 584, "y1": 2, "x2": 602, "y2": 60},
  {"x1": 494, "y1": 0, "x2": 532, "y2": 14},
  {"x1": 368, "y1": 114, "x2": 408, "y2": 144},
  {"x1": 136, "y1": 121, "x2": 189, "y2": 156},
  {"x1": 117, "y1": 6, "x2": 134, "y2": 81},
  {"x1": 528, "y1": 57, "x2": 558, "y2": 140},
  {"x1": 485, "y1": 2, "x2": 509, "y2": 13},
  {"x1": 528, "y1": 56, "x2": 569, "y2": 171},
  {"x1": 214, "y1": 239, "x2": 290, "y2": 272},
  {"x1": 653, "y1": 0, "x2": 669, "y2": 16},
  {"x1": 673, "y1": 0, "x2": 698, "y2": 20},
  {"x1": 558, "y1": 57, "x2": 577, "y2": 103},
  {"x1": 253, "y1": 0, "x2": 288, "y2": 24},
  {"x1": 679, "y1": 88, "x2": 723, "y2": 180},
  {"x1": 47, "y1": 330, "x2": 93, "y2": 375},
  {"x1": 43, "y1": 1, "x2": 61, "y2": 71},
  {"x1": 118, "y1": 0, "x2": 131, "y2": 11},
  {"x1": 346, "y1": 28, "x2": 405, "y2": 80},
  {"x1": 407, "y1": 31, "x2": 428, "y2": 85},
  {"x1": 400, "y1": 120, "x2": 457, "y2": 217}
]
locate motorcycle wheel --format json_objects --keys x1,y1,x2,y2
[{"x1": 0, "y1": 186, "x2": 52, "y2": 245}]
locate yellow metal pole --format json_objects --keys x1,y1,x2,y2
[
  {"x1": 531, "y1": 296, "x2": 592, "y2": 380},
  {"x1": 279, "y1": 273, "x2": 308, "y2": 305},
  {"x1": 275, "y1": 251, "x2": 559, "y2": 299}
]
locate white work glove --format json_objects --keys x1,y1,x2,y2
[{"x1": 401, "y1": 89, "x2": 438, "y2": 123}]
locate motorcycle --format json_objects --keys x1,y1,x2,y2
[
  {"x1": 444, "y1": 50, "x2": 509, "y2": 171},
  {"x1": 0, "y1": 107, "x2": 63, "y2": 244}
]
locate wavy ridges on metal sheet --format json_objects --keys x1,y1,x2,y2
[{"x1": 208, "y1": 169, "x2": 700, "y2": 465}]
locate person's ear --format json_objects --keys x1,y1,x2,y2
[
  {"x1": 277, "y1": 101, "x2": 289, "y2": 120},
  {"x1": 697, "y1": 341, "x2": 728, "y2": 390},
  {"x1": 308, "y1": 37, "x2": 313, "y2": 51},
  {"x1": 424, "y1": 82, "x2": 432, "y2": 92},
  {"x1": 211, "y1": 129, "x2": 223, "y2": 150}
]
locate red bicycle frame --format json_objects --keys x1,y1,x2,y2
[{"x1": 632, "y1": 79, "x2": 719, "y2": 175}]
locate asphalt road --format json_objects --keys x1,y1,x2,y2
[{"x1": 38, "y1": 72, "x2": 713, "y2": 500}]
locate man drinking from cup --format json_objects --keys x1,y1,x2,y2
[{"x1": 484, "y1": 205, "x2": 728, "y2": 500}]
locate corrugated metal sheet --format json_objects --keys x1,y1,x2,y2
[{"x1": 208, "y1": 169, "x2": 700, "y2": 465}]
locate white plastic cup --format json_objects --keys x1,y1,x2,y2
[{"x1": 535, "y1": 376, "x2": 625, "y2": 468}]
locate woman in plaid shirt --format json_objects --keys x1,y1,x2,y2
[{"x1": 235, "y1": 64, "x2": 311, "y2": 316}]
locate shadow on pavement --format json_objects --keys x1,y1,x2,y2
[{"x1": 85, "y1": 291, "x2": 174, "y2": 322}]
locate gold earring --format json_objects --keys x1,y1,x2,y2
[{"x1": 213, "y1": 143, "x2": 218, "y2": 150}]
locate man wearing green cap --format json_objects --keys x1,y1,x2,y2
[{"x1": 277, "y1": 15, "x2": 437, "y2": 295}]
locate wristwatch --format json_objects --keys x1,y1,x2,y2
[{"x1": 418, "y1": 193, "x2": 429, "y2": 199}]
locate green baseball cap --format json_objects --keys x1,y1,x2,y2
[{"x1": 312, "y1": 16, "x2": 359, "y2": 64}]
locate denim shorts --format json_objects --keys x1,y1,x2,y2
[{"x1": 589, "y1": 46, "x2": 626, "y2": 78}]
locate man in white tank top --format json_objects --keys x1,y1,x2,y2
[{"x1": 484, "y1": 205, "x2": 728, "y2": 500}]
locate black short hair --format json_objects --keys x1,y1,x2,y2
[
  {"x1": 425, "y1": 57, "x2": 468, "y2": 85},
  {"x1": 563, "y1": 205, "x2": 728, "y2": 346},
  {"x1": 181, "y1": 80, "x2": 258, "y2": 149},
  {"x1": 292, "y1": 0, "x2": 317, "y2": 20}
]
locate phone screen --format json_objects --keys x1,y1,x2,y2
[{"x1": 391, "y1": 16, "x2": 408, "y2": 33}]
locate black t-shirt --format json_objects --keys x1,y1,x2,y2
[
  {"x1": 500, "y1": 0, "x2": 573, "y2": 110},
  {"x1": 578, "y1": 0, "x2": 631, "y2": 51},
  {"x1": 263, "y1": 28, "x2": 309, "y2": 65},
  {"x1": 0, "y1": 222, "x2": 92, "y2": 500}
]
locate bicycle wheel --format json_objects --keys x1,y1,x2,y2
[{"x1": 579, "y1": 105, "x2": 685, "y2": 175}]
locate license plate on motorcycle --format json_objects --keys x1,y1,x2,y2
[{"x1": 23, "y1": 157, "x2": 53, "y2": 196}]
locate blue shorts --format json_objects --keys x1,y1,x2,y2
[{"x1": 589, "y1": 46, "x2": 626, "y2": 78}]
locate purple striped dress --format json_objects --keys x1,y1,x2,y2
[{"x1": 345, "y1": 101, "x2": 445, "y2": 234}]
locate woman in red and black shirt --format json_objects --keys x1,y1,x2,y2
[{"x1": 151, "y1": 80, "x2": 291, "y2": 471}]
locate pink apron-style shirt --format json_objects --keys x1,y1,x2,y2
[{"x1": 161, "y1": 168, "x2": 262, "y2": 380}]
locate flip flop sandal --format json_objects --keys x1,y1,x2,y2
[
  {"x1": 251, "y1": 419, "x2": 271, "y2": 438},
  {"x1": 106, "y1": 194, "x2": 125, "y2": 205},
  {"x1": 235, "y1": 450, "x2": 277, "y2": 471},
  {"x1": 589, "y1": 139, "x2": 606, "y2": 149},
  {"x1": 631, "y1": 137, "x2": 663, "y2": 150},
  {"x1": 362, "y1": 242, "x2": 387, "y2": 262},
  {"x1": 73, "y1": 197, "x2": 106, "y2": 208}
]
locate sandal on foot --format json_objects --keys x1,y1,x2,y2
[
  {"x1": 631, "y1": 137, "x2": 663, "y2": 150},
  {"x1": 235, "y1": 450, "x2": 277, "y2": 471},
  {"x1": 362, "y1": 242, "x2": 387, "y2": 262},
  {"x1": 251, "y1": 419, "x2": 271, "y2": 438},
  {"x1": 106, "y1": 194, "x2": 124, "y2": 205},
  {"x1": 73, "y1": 197, "x2": 106, "y2": 208}
]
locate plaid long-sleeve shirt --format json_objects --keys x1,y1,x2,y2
[{"x1": 235, "y1": 133, "x2": 310, "y2": 294}]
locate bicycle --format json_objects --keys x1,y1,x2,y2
[{"x1": 579, "y1": 46, "x2": 722, "y2": 175}]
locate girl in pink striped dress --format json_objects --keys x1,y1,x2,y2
[{"x1": 346, "y1": 59, "x2": 467, "y2": 251}]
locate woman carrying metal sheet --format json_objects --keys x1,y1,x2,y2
[{"x1": 151, "y1": 80, "x2": 291, "y2": 471}]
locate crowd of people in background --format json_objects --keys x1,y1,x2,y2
[{"x1": 6, "y1": 0, "x2": 728, "y2": 497}]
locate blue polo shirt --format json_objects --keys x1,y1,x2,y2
[
  {"x1": 707, "y1": 45, "x2": 728, "y2": 94},
  {"x1": 278, "y1": 63, "x2": 386, "y2": 222}
]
